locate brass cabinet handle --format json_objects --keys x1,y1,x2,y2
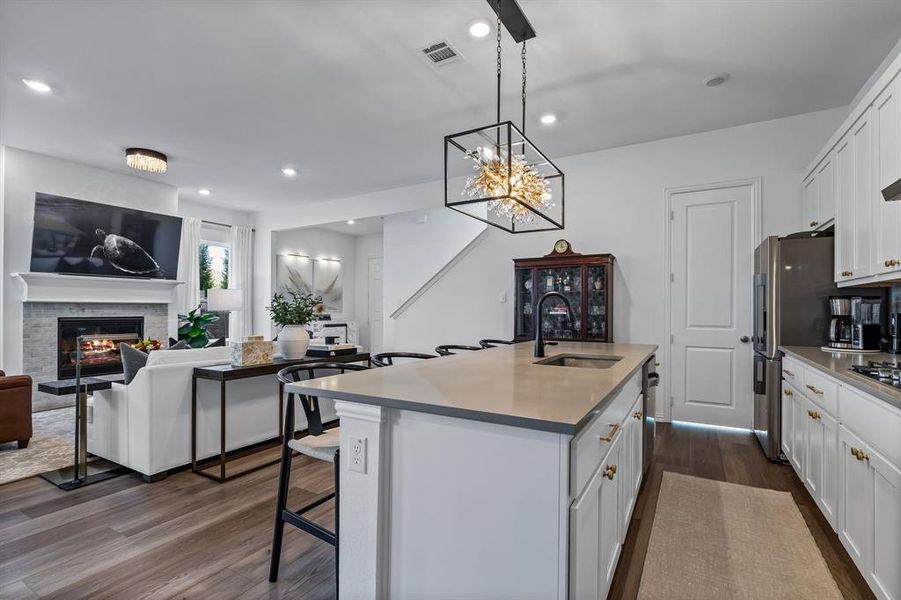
[
  {"x1": 604, "y1": 464, "x2": 617, "y2": 480},
  {"x1": 885, "y1": 259, "x2": 893, "y2": 268},
  {"x1": 783, "y1": 369, "x2": 795, "y2": 377},
  {"x1": 808, "y1": 410, "x2": 821, "y2": 420},
  {"x1": 850, "y1": 447, "x2": 869, "y2": 461},
  {"x1": 784, "y1": 388, "x2": 793, "y2": 397},
  {"x1": 598, "y1": 423, "x2": 621, "y2": 442},
  {"x1": 632, "y1": 411, "x2": 642, "y2": 420},
  {"x1": 841, "y1": 270, "x2": 853, "y2": 277},
  {"x1": 805, "y1": 384, "x2": 824, "y2": 395},
  {"x1": 810, "y1": 221, "x2": 818, "y2": 227},
  {"x1": 807, "y1": 410, "x2": 814, "y2": 418}
]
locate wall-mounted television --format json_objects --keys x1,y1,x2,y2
[{"x1": 30, "y1": 193, "x2": 183, "y2": 280}]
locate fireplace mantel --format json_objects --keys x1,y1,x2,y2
[{"x1": 11, "y1": 272, "x2": 184, "y2": 305}]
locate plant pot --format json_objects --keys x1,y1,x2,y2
[{"x1": 277, "y1": 325, "x2": 310, "y2": 359}]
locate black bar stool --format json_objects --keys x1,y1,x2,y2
[
  {"x1": 269, "y1": 362, "x2": 369, "y2": 594},
  {"x1": 370, "y1": 352, "x2": 437, "y2": 367},
  {"x1": 478, "y1": 339, "x2": 515, "y2": 348},
  {"x1": 434, "y1": 344, "x2": 483, "y2": 356}
]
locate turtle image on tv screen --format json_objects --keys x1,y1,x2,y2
[{"x1": 29, "y1": 193, "x2": 183, "y2": 279}]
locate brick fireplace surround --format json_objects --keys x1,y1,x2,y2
[{"x1": 24, "y1": 302, "x2": 168, "y2": 411}]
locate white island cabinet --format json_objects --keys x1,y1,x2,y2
[{"x1": 286, "y1": 342, "x2": 656, "y2": 600}]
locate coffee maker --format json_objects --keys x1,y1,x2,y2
[
  {"x1": 828, "y1": 297, "x2": 853, "y2": 349},
  {"x1": 890, "y1": 313, "x2": 901, "y2": 355},
  {"x1": 851, "y1": 296, "x2": 883, "y2": 351}
]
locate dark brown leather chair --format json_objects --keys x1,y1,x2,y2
[{"x1": 0, "y1": 370, "x2": 33, "y2": 448}]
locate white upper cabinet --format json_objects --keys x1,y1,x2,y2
[
  {"x1": 802, "y1": 154, "x2": 835, "y2": 231},
  {"x1": 874, "y1": 74, "x2": 901, "y2": 276},
  {"x1": 804, "y1": 47, "x2": 901, "y2": 286}
]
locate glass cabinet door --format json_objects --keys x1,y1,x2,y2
[
  {"x1": 586, "y1": 265, "x2": 608, "y2": 340},
  {"x1": 537, "y1": 266, "x2": 582, "y2": 340},
  {"x1": 515, "y1": 268, "x2": 534, "y2": 339}
]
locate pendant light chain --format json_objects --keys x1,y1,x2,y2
[
  {"x1": 496, "y1": 0, "x2": 503, "y2": 126},
  {"x1": 521, "y1": 40, "x2": 527, "y2": 135}
]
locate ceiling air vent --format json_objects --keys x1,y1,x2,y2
[{"x1": 420, "y1": 39, "x2": 461, "y2": 66}]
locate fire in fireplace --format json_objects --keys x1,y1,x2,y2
[{"x1": 57, "y1": 317, "x2": 144, "y2": 379}]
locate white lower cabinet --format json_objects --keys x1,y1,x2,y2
[
  {"x1": 570, "y1": 428, "x2": 623, "y2": 600},
  {"x1": 781, "y1": 384, "x2": 794, "y2": 460},
  {"x1": 791, "y1": 387, "x2": 807, "y2": 475},
  {"x1": 838, "y1": 425, "x2": 901, "y2": 600},
  {"x1": 570, "y1": 393, "x2": 643, "y2": 600},
  {"x1": 801, "y1": 396, "x2": 839, "y2": 531}
]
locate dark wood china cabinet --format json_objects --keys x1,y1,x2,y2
[{"x1": 513, "y1": 240, "x2": 614, "y2": 343}]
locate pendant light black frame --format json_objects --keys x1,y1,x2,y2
[{"x1": 443, "y1": 0, "x2": 564, "y2": 234}]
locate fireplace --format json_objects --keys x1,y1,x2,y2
[{"x1": 57, "y1": 317, "x2": 144, "y2": 379}]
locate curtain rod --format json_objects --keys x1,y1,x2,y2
[{"x1": 201, "y1": 218, "x2": 255, "y2": 232}]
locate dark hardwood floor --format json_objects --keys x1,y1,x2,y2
[
  {"x1": 0, "y1": 422, "x2": 873, "y2": 599},
  {"x1": 609, "y1": 422, "x2": 874, "y2": 599}
]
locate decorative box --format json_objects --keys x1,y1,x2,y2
[{"x1": 230, "y1": 335, "x2": 274, "y2": 366}]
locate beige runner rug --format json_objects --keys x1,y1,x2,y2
[{"x1": 637, "y1": 472, "x2": 842, "y2": 600}]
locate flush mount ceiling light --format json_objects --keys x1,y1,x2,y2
[
  {"x1": 445, "y1": 0, "x2": 564, "y2": 234},
  {"x1": 22, "y1": 78, "x2": 52, "y2": 93},
  {"x1": 346, "y1": 220, "x2": 355, "y2": 225},
  {"x1": 540, "y1": 113, "x2": 557, "y2": 125},
  {"x1": 468, "y1": 18, "x2": 491, "y2": 38},
  {"x1": 198, "y1": 188, "x2": 211, "y2": 196},
  {"x1": 704, "y1": 73, "x2": 730, "y2": 87},
  {"x1": 281, "y1": 166, "x2": 297, "y2": 177},
  {"x1": 125, "y1": 148, "x2": 167, "y2": 173}
]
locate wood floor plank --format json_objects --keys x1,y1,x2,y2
[{"x1": 0, "y1": 421, "x2": 874, "y2": 600}]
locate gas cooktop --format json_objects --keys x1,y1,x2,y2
[{"x1": 849, "y1": 361, "x2": 901, "y2": 388}]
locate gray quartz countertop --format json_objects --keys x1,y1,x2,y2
[
  {"x1": 285, "y1": 342, "x2": 658, "y2": 435},
  {"x1": 780, "y1": 346, "x2": 901, "y2": 411}
]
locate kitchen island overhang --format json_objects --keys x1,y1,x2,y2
[{"x1": 285, "y1": 342, "x2": 657, "y2": 599}]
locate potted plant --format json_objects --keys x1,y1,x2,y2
[
  {"x1": 177, "y1": 305, "x2": 219, "y2": 348},
  {"x1": 267, "y1": 290, "x2": 320, "y2": 359}
]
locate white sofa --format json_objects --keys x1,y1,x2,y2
[{"x1": 88, "y1": 347, "x2": 338, "y2": 479}]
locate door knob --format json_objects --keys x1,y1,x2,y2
[{"x1": 740, "y1": 336, "x2": 750, "y2": 343}]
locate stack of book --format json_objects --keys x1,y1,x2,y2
[{"x1": 306, "y1": 340, "x2": 358, "y2": 358}]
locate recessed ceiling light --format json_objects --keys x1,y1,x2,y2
[
  {"x1": 22, "y1": 79, "x2": 52, "y2": 93},
  {"x1": 198, "y1": 188, "x2": 211, "y2": 196},
  {"x1": 281, "y1": 167, "x2": 297, "y2": 177},
  {"x1": 468, "y1": 19, "x2": 491, "y2": 38},
  {"x1": 346, "y1": 220, "x2": 355, "y2": 225},
  {"x1": 704, "y1": 74, "x2": 730, "y2": 87},
  {"x1": 540, "y1": 113, "x2": 557, "y2": 125}
]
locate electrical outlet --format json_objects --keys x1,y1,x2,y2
[{"x1": 349, "y1": 436, "x2": 367, "y2": 474}]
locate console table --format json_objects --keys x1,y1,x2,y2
[{"x1": 191, "y1": 353, "x2": 369, "y2": 483}]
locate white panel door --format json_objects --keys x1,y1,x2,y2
[
  {"x1": 816, "y1": 154, "x2": 835, "y2": 226},
  {"x1": 850, "y1": 109, "x2": 875, "y2": 280},
  {"x1": 838, "y1": 425, "x2": 872, "y2": 572},
  {"x1": 835, "y1": 134, "x2": 854, "y2": 281},
  {"x1": 870, "y1": 448, "x2": 901, "y2": 600},
  {"x1": 670, "y1": 183, "x2": 754, "y2": 428},
  {"x1": 368, "y1": 258, "x2": 384, "y2": 355},
  {"x1": 803, "y1": 174, "x2": 818, "y2": 230}
]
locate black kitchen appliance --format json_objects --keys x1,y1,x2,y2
[
  {"x1": 850, "y1": 360, "x2": 901, "y2": 389},
  {"x1": 851, "y1": 296, "x2": 883, "y2": 351},
  {"x1": 828, "y1": 297, "x2": 853, "y2": 349},
  {"x1": 889, "y1": 313, "x2": 901, "y2": 354}
]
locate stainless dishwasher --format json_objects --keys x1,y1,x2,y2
[{"x1": 642, "y1": 357, "x2": 659, "y2": 475}]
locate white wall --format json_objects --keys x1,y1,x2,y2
[
  {"x1": 354, "y1": 232, "x2": 383, "y2": 350},
  {"x1": 1, "y1": 147, "x2": 179, "y2": 373},
  {"x1": 380, "y1": 108, "x2": 846, "y2": 362},
  {"x1": 272, "y1": 227, "x2": 358, "y2": 323},
  {"x1": 0, "y1": 147, "x2": 253, "y2": 374}
]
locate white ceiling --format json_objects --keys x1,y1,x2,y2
[
  {"x1": 317, "y1": 216, "x2": 384, "y2": 237},
  {"x1": 2, "y1": 0, "x2": 901, "y2": 213}
]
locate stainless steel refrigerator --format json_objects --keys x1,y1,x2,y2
[{"x1": 752, "y1": 234, "x2": 847, "y2": 460}]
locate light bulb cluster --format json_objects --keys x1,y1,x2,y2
[{"x1": 463, "y1": 147, "x2": 553, "y2": 224}]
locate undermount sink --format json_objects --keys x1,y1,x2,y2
[{"x1": 534, "y1": 354, "x2": 623, "y2": 369}]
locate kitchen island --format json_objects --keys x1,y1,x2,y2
[{"x1": 286, "y1": 341, "x2": 657, "y2": 599}]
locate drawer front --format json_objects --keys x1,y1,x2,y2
[
  {"x1": 570, "y1": 372, "x2": 641, "y2": 498},
  {"x1": 782, "y1": 357, "x2": 804, "y2": 390},
  {"x1": 801, "y1": 367, "x2": 839, "y2": 416},
  {"x1": 839, "y1": 385, "x2": 901, "y2": 467}
]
